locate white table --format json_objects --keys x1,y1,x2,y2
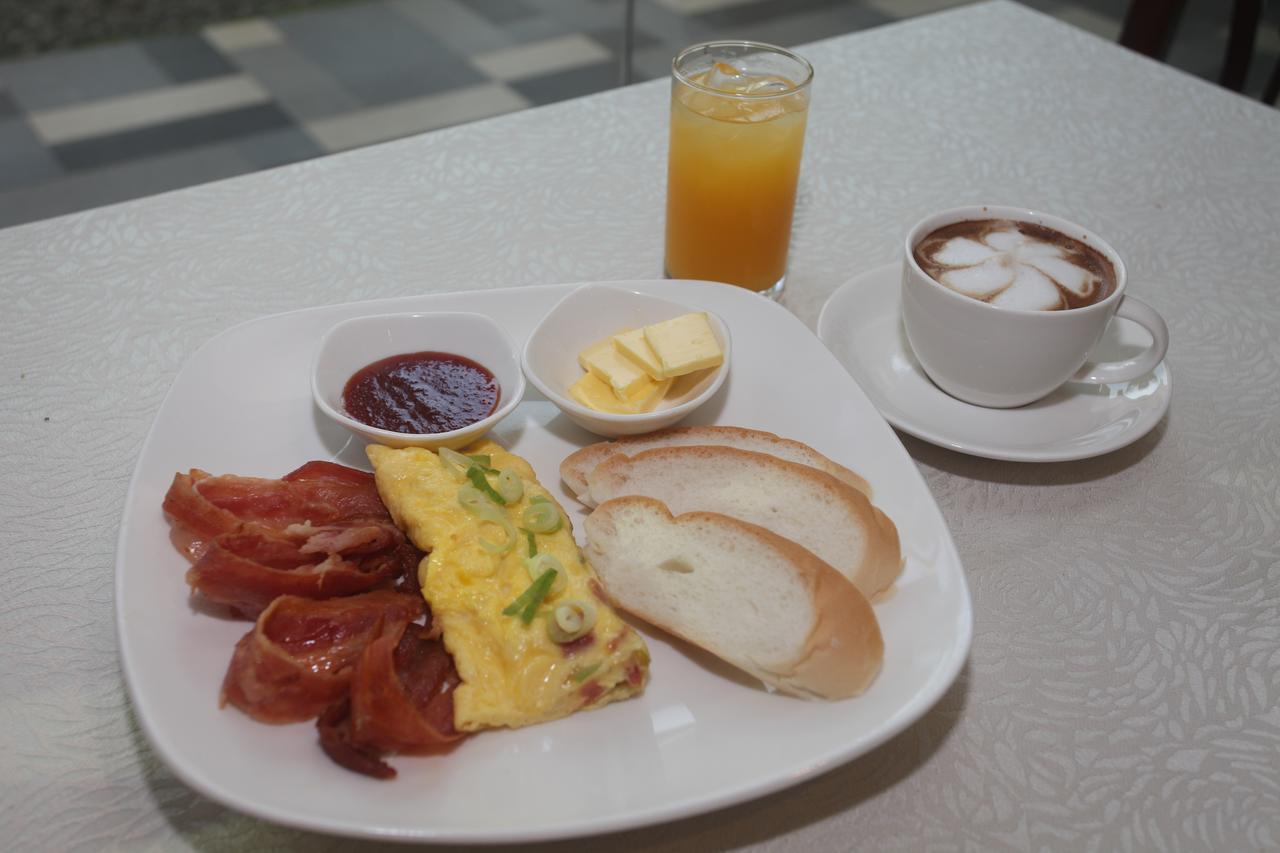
[{"x1": 4, "y1": 2, "x2": 1279, "y2": 849}]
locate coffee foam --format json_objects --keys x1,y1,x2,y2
[{"x1": 913, "y1": 220, "x2": 1115, "y2": 311}]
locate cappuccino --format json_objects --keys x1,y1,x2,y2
[{"x1": 913, "y1": 219, "x2": 1116, "y2": 311}]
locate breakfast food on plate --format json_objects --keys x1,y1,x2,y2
[
  {"x1": 367, "y1": 440, "x2": 649, "y2": 731},
  {"x1": 583, "y1": 445, "x2": 901, "y2": 599},
  {"x1": 560, "y1": 425, "x2": 871, "y2": 501},
  {"x1": 583, "y1": 497, "x2": 883, "y2": 699},
  {"x1": 163, "y1": 461, "x2": 461, "y2": 778},
  {"x1": 163, "y1": 461, "x2": 422, "y2": 616},
  {"x1": 569, "y1": 312, "x2": 724, "y2": 414}
]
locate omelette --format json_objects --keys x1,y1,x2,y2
[{"x1": 367, "y1": 440, "x2": 649, "y2": 731}]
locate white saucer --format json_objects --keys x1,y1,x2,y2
[{"x1": 817, "y1": 263, "x2": 1172, "y2": 462}]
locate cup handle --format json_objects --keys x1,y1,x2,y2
[{"x1": 1072, "y1": 296, "x2": 1169, "y2": 384}]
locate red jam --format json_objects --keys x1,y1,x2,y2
[{"x1": 342, "y1": 352, "x2": 499, "y2": 435}]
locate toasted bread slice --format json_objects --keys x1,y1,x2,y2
[
  {"x1": 585, "y1": 445, "x2": 901, "y2": 599},
  {"x1": 560, "y1": 425, "x2": 871, "y2": 503},
  {"x1": 584, "y1": 496, "x2": 883, "y2": 699}
]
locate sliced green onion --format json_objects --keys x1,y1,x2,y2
[
  {"x1": 521, "y1": 500, "x2": 562, "y2": 534},
  {"x1": 438, "y1": 447, "x2": 473, "y2": 479},
  {"x1": 468, "y1": 454, "x2": 492, "y2": 469},
  {"x1": 458, "y1": 484, "x2": 515, "y2": 554},
  {"x1": 521, "y1": 527, "x2": 537, "y2": 558},
  {"x1": 529, "y1": 495, "x2": 551, "y2": 505},
  {"x1": 572, "y1": 662, "x2": 602, "y2": 683},
  {"x1": 547, "y1": 599, "x2": 597, "y2": 643},
  {"x1": 496, "y1": 468, "x2": 524, "y2": 503},
  {"x1": 525, "y1": 553, "x2": 566, "y2": 596},
  {"x1": 466, "y1": 464, "x2": 506, "y2": 505},
  {"x1": 502, "y1": 569, "x2": 558, "y2": 624}
]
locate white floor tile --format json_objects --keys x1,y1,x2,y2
[
  {"x1": 303, "y1": 82, "x2": 529, "y2": 152},
  {"x1": 470, "y1": 34, "x2": 611, "y2": 81},
  {"x1": 204, "y1": 19, "x2": 285, "y2": 54},
  {"x1": 29, "y1": 75, "x2": 271, "y2": 145}
]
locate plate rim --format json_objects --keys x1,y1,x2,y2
[
  {"x1": 116, "y1": 279, "x2": 973, "y2": 842},
  {"x1": 817, "y1": 263, "x2": 1172, "y2": 463}
]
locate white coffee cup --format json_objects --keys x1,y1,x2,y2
[{"x1": 901, "y1": 205, "x2": 1169, "y2": 408}]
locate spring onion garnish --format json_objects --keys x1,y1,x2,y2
[
  {"x1": 468, "y1": 453, "x2": 493, "y2": 469},
  {"x1": 503, "y1": 569, "x2": 558, "y2": 624},
  {"x1": 521, "y1": 527, "x2": 537, "y2": 558},
  {"x1": 521, "y1": 500, "x2": 562, "y2": 534},
  {"x1": 572, "y1": 662, "x2": 601, "y2": 683},
  {"x1": 547, "y1": 599, "x2": 597, "y2": 644},
  {"x1": 438, "y1": 446, "x2": 473, "y2": 478},
  {"x1": 466, "y1": 464, "x2": 506, "y2": 505},
  {"x1": 496, "y1": 468, "x2": 524, "y2": 504},
  {"x1": 525, "y1": 553, "x2": 566, "y2": 595},
  {"x1": 457, "y1": 484, "x2": 516, "y2": 554}
]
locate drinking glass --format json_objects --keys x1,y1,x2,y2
[{"x1": 664, "y1": 41, "x2": 813, "y2": 298}]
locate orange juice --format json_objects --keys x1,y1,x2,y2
[{"x1": 665, "y1": 49, "x2": 812, "y2": 295}]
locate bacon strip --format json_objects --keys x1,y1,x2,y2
[
  {"x1": 163, "y1": 462, "x2": 423, "y2": 616},
  {"x1": 318, "y1": 620, "x2": 464, "y2": 779},
  {"x1": 221, "y1": 591, "x2": 424, "y2": 724}
]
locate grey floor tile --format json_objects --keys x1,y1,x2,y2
[
  {"x1": 51, "y1": 103, "x2": 293, "y2": 171},
  {"x1": 503, "y1": 15, "x2": 579, "y2": 44},
  {"x1": 235, "y1": 125, "x2": 325, "y2": 169},
  {"x1": 467, "y1": 0, "x2": 539, "y2": 25},
  {"x1": 0, "y1": 143, "x2": 254, "y2": 229},
  {"x1": 0, "y1": 89, "x2": 17, "y2": 119},
  {"x1": 0, "y1": 117, "x2": 64, "y2": 191},
  {"x1": 389, "y1": 0, "x2": 516, "y2": 54},
  {"x1": 508, "y1": 59, "x2": 619, "y2": 104},
  {"x1": 140, "y1": 34, "x2": 238, "y2": 83},
  {"x1": 633, "y1": 1, "x2": 717, "y2": 49},
  {"x1": 526, "y1": 0, "x2": 625, "y2": 30},
  {"x1": 230, "y1": 42, "x2": 363, "y2": 121},
  {"x1": 702, "y1": 3, "x2": 895, "y2": 47},
  {"x1": 694, "y1": 0, "x2": 870, "y2": 29},
  {"x1": 0, "y1": 43, "x2": 170, "y2": 112},
  {"x1": 275, "y1": 3, "x2": 486, "y2": 106}
]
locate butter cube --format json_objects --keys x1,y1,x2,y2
[
  {"x1": 568, "y1": 372, "x2": 673, "y2": 414},
  {"x1": 612, "y1": 328, "x2": 667, "y2": 380},
  {"x1": 578, "y1": 338, "x2": 649, "y2": 398},
  {"x1": 643, "y1": 312, "x2": 723, "y2": 377}
]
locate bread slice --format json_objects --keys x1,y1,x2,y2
[
  {"x1": 560, "y1": 425, "x2": 871, "y2": 503},
  {"x1": 584, "y1": 496, "x2": 883, "y2": 699},
  {"x1": 585, "y1": 445, "x2": 901, "y2": 599}
]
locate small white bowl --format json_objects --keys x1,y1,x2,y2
[
  {"x1": 522, "y1": 284, "x2": 732, "y2": 438},
  {"x1": 312, "y1": 311, "x2": 525, "y2": 449}
]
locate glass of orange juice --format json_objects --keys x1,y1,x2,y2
[{"x1": 664, "y1": 41, "x2": 813, "y2": 298}]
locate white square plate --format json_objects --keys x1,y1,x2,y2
[{"x1": 116, "y1": 280, "x2": 971, "y2": 843}]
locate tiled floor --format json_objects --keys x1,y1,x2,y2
[{"x1": 1, "y1": 0, "x2": 1276, "y2": 228}]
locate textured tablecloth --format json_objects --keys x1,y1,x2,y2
[{"x1": 3, "y1": 2, "x2": 1278, "y2": 849}]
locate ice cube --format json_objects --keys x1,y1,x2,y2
[
  {"x1": 702, "y1": 61, "x2": 751, "y2": 93},
  {"x1": 744, "y1": 76, "x2": 792, "y2": 95}
]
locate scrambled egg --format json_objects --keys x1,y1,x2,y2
[{"x1": 367, "y1": 440, "x2": 649, "y2": 731}]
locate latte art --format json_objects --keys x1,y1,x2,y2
[{"x1": 913, "y1": 219, "x2": 1116, "y2": 311}]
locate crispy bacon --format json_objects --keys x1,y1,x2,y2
[
  {"x1": 318, "y1": 620, "x2": 463, "y2": 779},
  {"x1": 221, "y1": 591, "x2": 424, "y2": 723},
  {"x1": 163, "y1": 462, "x2": 422, "y2": 616},
  {"x1": 166, "y1": 460, "x2": 458, "y2": 779}
]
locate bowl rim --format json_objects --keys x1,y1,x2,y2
[
  {"x1": 311, "y1": 310, "x2": 527, "y2": 443},
  {"x1": 520, "y1": 284, "x2": 732, "y2": 424}
]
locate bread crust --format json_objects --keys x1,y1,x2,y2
[
  {"x1": 588, "y1": 444, "x2": 902, "y2": 599},
  {"x1": 560, "y1": 425, "x2": 871, "y2": 502},
  {"x1": 585, "y1": 496, "x2": 883, "y2": 699}
]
